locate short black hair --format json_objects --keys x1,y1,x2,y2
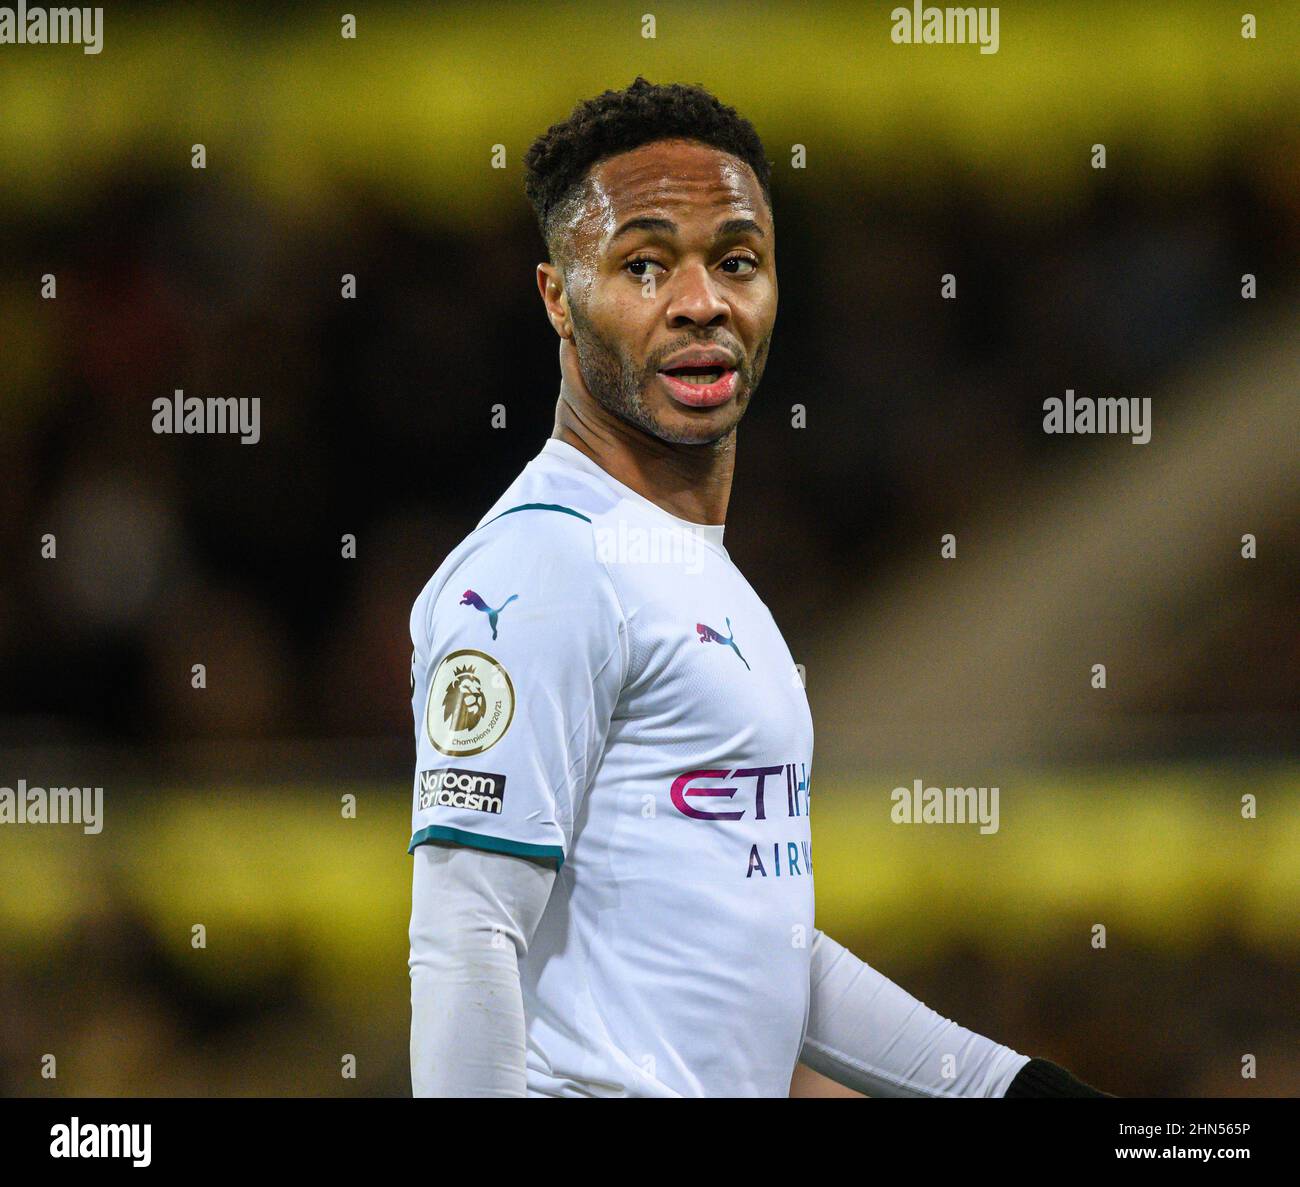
[{"x1": 523, "y1": 76, "x2": 773, "y2": 269}]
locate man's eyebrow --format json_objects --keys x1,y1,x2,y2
[
  {"x1": 607, "y1": 215, "x2": 766, "y2": 246},
  {"x1": 715, "y1": 217, "x2": 765, "y2": 240},
  {"x1": 609, "y1": 216, "x2": 677, "y2": 244}
]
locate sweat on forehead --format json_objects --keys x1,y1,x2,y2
[{"x1": 552, "y1": 140, "x2": 768, "y2": 265}]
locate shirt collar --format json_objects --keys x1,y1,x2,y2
[{"x1": 540, "y1": 438, "x2": 728, "y2": 552}]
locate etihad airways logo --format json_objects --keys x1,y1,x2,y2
[
  {"x1": 671, "y1": 763, "x2": 813, "y2": 880},
  {"x1": 670, "y1": 763, "x2": 809, "y2": 821}
]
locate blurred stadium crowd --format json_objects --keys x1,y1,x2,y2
[{"x1": 1, "y1": 143, "x2": 1295, "y2": 751}]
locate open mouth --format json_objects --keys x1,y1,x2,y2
[{"x1": 657, "y1": 365, "x2": 739, "y2": 407}]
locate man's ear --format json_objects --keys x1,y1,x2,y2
[{"x1": 536, "y1": 262, "x2": 572, "y2": 338}]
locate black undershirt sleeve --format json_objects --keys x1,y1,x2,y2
[{"x1": 1004, "y1": 1057, "x2": 1114, "y2": 1098}]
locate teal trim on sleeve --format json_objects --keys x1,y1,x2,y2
[
  {"x1": 481, "y1": 502, "x2": 592, "y2": 527},
  {"x1": 408, "y1": 824, "x2": 565, "y2": 868}
]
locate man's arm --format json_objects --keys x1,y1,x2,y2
[
  {"x1": 800, "y1": 928, "x2": 1034, "y2": 1097},
  {"x1": 409, "y1": 842, "x2": 556, "y2": 1096},
  {"x1": 406, "y1": 507, "x2": 626, "y2": 1095}
]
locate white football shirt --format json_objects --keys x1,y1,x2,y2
[{"x1": 409, "y1": 437, "x2": 815, "y2": 1096}]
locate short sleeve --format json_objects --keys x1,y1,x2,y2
[{"x1": 407, "y1": 508, "x2": 626, "y2": 867}]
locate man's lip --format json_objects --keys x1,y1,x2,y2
[
  {"x1": 658, "y1": 347, "x2": 739, "y2": 371},
  {"x1": 657, "y1": 368, "x2": 738, "y2": 408}
]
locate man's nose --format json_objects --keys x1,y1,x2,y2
[{"x1": 665, "y1": 262, "x2": 729, "y2": 326}]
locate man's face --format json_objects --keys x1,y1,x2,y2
[{"x1": 550, "y1": 138, "x2": 777, "y2": 446}]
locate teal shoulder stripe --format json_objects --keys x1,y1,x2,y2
[
  {"x1": 408, "y1": 824, "x2": 565, "y2": 868},
  {"x1": 482, "y1": 502, "x2": 592, "y2": 527}
]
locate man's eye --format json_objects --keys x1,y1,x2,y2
[{"x1": 625, "y1": 255, "x2": 756, "y2": 278}]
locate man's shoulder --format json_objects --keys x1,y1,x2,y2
[
  {"x1": 410, "y1": 458, "x2": 623, "y2": 637},
  {"x1": 464, "y1": 464, "x2": 619, "y2": 572},
  {"x1": 476, "y1": 450, "x2": 623, "y2": 533}
]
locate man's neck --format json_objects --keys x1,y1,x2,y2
[{"x1": 551, "y1": 401, "x2": 734, "y2": 527}]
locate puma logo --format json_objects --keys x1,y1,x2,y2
[{"x1": 696, "y1": 617, "x2": 751, "y2": 671}]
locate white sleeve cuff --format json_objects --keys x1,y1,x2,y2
[{"x1": 800, "y1": 929, "x2": 1031, "y2": 1097}]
